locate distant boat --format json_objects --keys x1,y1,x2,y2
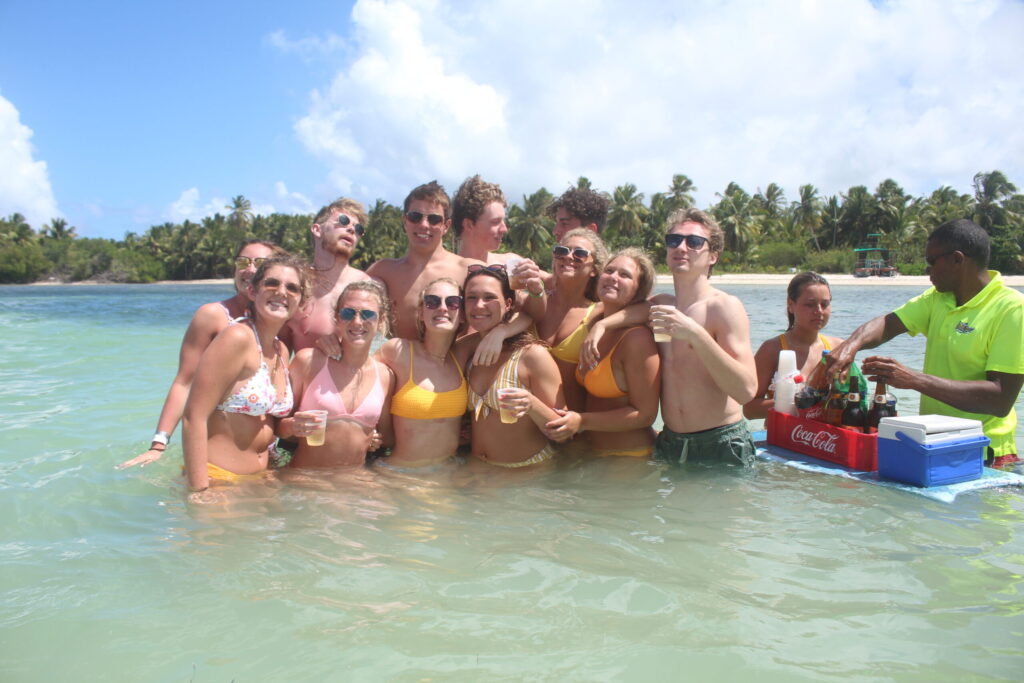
[{"x1": 853, "y1": 233, "x2": 898, "y2": 278}]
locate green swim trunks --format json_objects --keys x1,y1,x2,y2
[{"x1": 654, "y1": 419, "x2": 756, "y2": 467}]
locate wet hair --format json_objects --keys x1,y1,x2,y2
[
  {"x1": 786, "y1": 271, "x2": 830, "y2": 330},
  {"x1": 234, "y1": 239, "x2": 286, "y2": 259},
  {"x1": 463, "y1": 267, "x2": 541, "y2": 352},
  {"x1": 250, "y1": 255, "x2": 314, "y2": 310},
  {"x1": 559, "y1": 228, "x2": 609, "y2": 302},
  {"x1": 606, "y1": 247, "x2": 656, "y2": 305},
  {"x1": 313, "y1": 197, "x2": 368, "y2": 231},
  {"x1": 403, "y1": 180, "x2": 451, "y2": 220},
  {"x1": 452, "y1": 175, "x2": 507, "y2": 238},
  {"x1": 665, "y1": 207, "x2": 725, "y2": 276},
  {"x1": 546, "y1": 187, "x2": 611, "y2": 231},
  {"x1": 415, "y1": 277, "x2": 467, "y2": 340},
  {"x1": 337, "y1": 279, "x2": 393, "y2": 339},
  {"x1": 928, "y1": 218, "x2": 990, "y2": 268}
]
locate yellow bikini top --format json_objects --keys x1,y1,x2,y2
[
  {"x1": 548, "y1": 303, "x2": 596, "y2": 363},
  {"x1": 778, "y1": 334, "x2": 832, "y2": 351},
  {"x1": 390, "y1": 344, "x2": 468, "y2": 420}
]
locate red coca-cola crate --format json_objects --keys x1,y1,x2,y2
[{"x1": 766, "y1": 409, "x2": 878, "y2": 471}]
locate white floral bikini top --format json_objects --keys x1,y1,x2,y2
[{"x1": 216, "y1": 321, "x2": 293, "y2": 417}]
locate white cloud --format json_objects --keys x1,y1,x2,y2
[
  {"x1": 0, "y1": 94, "x2": 60, "y2": 226},
  {"x1": 273, "y1": 181, "x2": 315, "y2": 214},
  {"x1": 266, "y1": 29, "x2": 348, "y2": 59},
  {"x1": 167, "y1": 188, "x2": 231, "y2": 223},
  {"x1": 293, "y1": 0, "x2": 1024, "y2": 208},
  {"x1": 164, "y1": 183, "x2": 317, "y2": 223}
]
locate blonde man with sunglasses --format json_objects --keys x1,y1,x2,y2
[
  {"x1": 283, "y1": 198, "x2": 372, "y2": 352},
  {"x1": 118, "y1": 239, "x2": 285, "y2": 469},
  {"x1": 582, "y1": 208, "x2": 758, "y2": 467}
]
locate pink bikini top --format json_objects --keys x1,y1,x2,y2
[{"x1": 299, "y1": 360, "x2": 388, "y2": 429}]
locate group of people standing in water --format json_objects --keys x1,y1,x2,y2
[{"x1": 118, "y1": 178, "x2": 1024, "y2": 501}]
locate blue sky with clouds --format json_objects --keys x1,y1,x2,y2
[{"x1": 2, "y1": 0, "x2": 1022, "y2": 239}]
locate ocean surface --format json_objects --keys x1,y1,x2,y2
[{"x1": 2, "y1": 282, "x2": 1022, "y2": 681}]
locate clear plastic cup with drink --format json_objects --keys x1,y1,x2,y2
[
  {"x1": 301, "y1": 409, "x2": 328, "y2": 446},
  {"x1": 649, "y1": 304, "x2": 673, "y2": 343},
  {"x1": 497, "y1": 388, "x2": 520, "y2": 424},
  {"x1": 505, "y1": 256, "x2": 524, "y2": 289}
]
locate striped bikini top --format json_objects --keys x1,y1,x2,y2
[
  {"x1": 389, "y1": 344, "x2": 468, "y2": 420},
  {"x1": 467, "y1": 346, "x2": 527, "y2": 420}
]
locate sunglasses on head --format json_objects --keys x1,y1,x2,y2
[
  {"x1": 261, "y1": 277, "x2": 301, "y2": 295},
  {"x1": 423, "y1": 294, "x2": 463, "y2": 310},
  {"x1": 467, "y1": 263, "x2": 507, "y2": 275},
  {"x1": 665, "y1": 233, "x2": 709, "y2": 250},
  {"x1": 335, "y1": 214, "x2": 364, "y2": 237},
  {"x1": 234, "y1": 256, "x2": 268, "y2": 269},
  {"x1": 338, "y1": 307, "x2": 378, "y2": 322},
  {"x1": 553, "y1": 245, "x2": 591, "y2": 261},
  {"x1": 405, "y1": 211, "x2": 445, "y2": 226}
]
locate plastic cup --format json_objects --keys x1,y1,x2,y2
[
  {"x1": 505, "y1": 256, "x2": 524, "y2": 289},
  {"x1": 303, "y1": 410, "x2": 328, "y2": 446},
  {"x1": 650, "y1": 305, "x2": 672, "y2": 342},
  {"x1": 497, "y1": 388, "x2": 519, "y2": 424}
]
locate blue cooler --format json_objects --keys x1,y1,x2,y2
[{"x1": 877, "y1": 415, "x2": 989, "y2": 488}]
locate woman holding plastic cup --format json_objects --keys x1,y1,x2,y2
[
  {"x1": 455, "y1": 265, "x2": 564, "y2": 468},
  {"x1": 535, "y1": 228, "x2": 608, "y2": 411},
  {"x1": 182, "y1": 256, "x2": 312, "y2": 502},
  {"x1": 375, "y1": 278, "x2": 469, "y2": 468},
  {"x1": 744, "y1": 271, "x2": 866, "y2": 419},
  {"x1": 543, "y1": 248, "x2": 661, "y2": 457},
  {"x1": 280, "y1": 281, "x2": 394, "y2": 468}
]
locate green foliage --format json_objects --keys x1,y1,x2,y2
[
  {"x1": 803, "y1": 248, "x2": 855, "y2": 274},
  {"x1": 3, "y1": 174, "x2": 1022, "y2": 284}
]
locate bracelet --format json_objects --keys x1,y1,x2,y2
[
  {"x1": 527, "y1": 289, "x2": 545, "y2": 298},
  {"x1": 149, "y1": 444, "x2": 166, "y2": 452},
  {"x1": 151, "y1": 431, "x2": 170, "y2": 446}
]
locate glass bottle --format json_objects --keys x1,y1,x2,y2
[{"x1": 840, "y1": 376, "x2": 867, "y2": 432}]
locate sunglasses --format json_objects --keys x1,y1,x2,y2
[
  {"x1": 261, "y1": 277, "x2": 301, "y2": 295},
  {"x1": 423, "y1": 294, "x2": 464, "y2": 310},
  {"x1": 665, "y1": 233, "x2": 709, "y2": 250},
  {"x1": 234, "y1": 256, "x2": 268, "y2": 269},
  {"x1": 553, "y1": 245, "x2": 591, "y2": 261},
  {"x1": 925, "y1": 250, "x2": 957, "y2": 267},
  {"x1": 335, "y1": 214, "x2": 364, "y2": 237},
  {"x1": 405, "y1": 211, "x2": 445, "y2": 226},
  {"x1": 467, "y1": 263, "x2": 507, "y2": 275},
  {"x1": 338, "y1": 307, "x2": 378, "y2": 322}
]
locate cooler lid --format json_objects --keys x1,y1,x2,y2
[{"x1": 879, "y1": 415, "x2": 982, "y2": 434}]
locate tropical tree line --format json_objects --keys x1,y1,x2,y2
[{"x1": 1, "y1": 172, "x2": 1021, "y2": 285}]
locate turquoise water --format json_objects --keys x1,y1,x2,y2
[{"x1": 2, "y1": 283, "x2": 1023, "y2": 681}]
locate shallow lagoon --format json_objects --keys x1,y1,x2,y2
[{"x1": 1, "y1": 283, "x2": 1022, "y2": 681}]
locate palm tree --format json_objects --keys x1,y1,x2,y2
[
  {"x1": 508, "y1": 189, "x2": 554, "y2": 264},
  {"x1": 713, "y1": 183, "x2": 761, "y2": 256},
  {"x1": 42, "y1": 218, "x2": 77, "y2": 241},
  {"x1": 227, "y1": 195, "x2": 254, "y2": 230},
  {"x1": 667, "y1": 174, "x2": 696, "y2": 210},
  {"x1": 575, "y1": 176, "x2": 593, "y2": 191},
  {"x1": 972, "y1": 170, "x2": 1017, "y2": 231},
  {"x1": 606, "y1": 183, "x2": 648, "y2": 246},
  {"x1": 793, "y1": 184, "x2": 822, "y2": 251}
]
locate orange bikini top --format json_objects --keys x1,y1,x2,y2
[{"x1": 574, "y1": 327, "x2": 645, "y2": 399}]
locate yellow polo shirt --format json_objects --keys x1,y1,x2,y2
[{"x1": 894, "y1": 271, "x2": 1024, "y2": 456}]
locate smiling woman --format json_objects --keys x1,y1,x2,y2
[{"x1": 181, "y1": 255, "x2": 312, "y2": 502}]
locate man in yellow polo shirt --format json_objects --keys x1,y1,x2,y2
[{"x1": 830, "y1": 219, "x2": 1024, "y2": 467}]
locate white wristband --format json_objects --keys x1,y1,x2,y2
[{"x1": 151, "y1": 431, "x2": 170, "y2": 446}]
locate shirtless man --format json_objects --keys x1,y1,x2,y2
[
  {"x1": 282, "y1": 198, "x2": 371, "y2": 351},
  {"x1": 547, "y1": 186, "x2": 611, "y2": 242},
  {"x1": 117, "y1": 239, "x2": 284, "y2": 469},
  {"x1": 452, "y1": 174, "x2": 546, "y2": 319},
  {"x1": 585, "y1": 208, "x2": 758, "y2": 466},
  {"x1": 367, "y1": 181, "x2": 485, "y2": 340}
]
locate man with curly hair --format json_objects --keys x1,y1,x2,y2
[
  {"x1": 283, "y1": 197, "x2": 371, "y2": 351},
  {"x1": 547, "y1": 187, "x2": 611, "y2": 241}
]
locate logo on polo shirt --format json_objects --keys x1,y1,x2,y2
[{"x1": 955, "y1": 321, "x2": 975, "y2": 334}]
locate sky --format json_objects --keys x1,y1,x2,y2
[{"x1": 1, "y1": 0, "x2": 1022, "y2": 240}]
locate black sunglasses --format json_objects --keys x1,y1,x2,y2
[
  {"x1": 405, "y1": 211, "x2": 445, "y2": 226},
  {"x1": 234, "y1": 256, "x2": 268, "y2": 269},
  {"x1": 338, "y1": 307, "x2": 378, "y2": 321},
  {"x1": 467, "y1": 263, "x2": 507, "y2": 275},
  {"x1": 335, "y1": 214, "x2": 364, "y2": 237},
  {"x1": 261, "y1": 277, "x2": 301, "y2": 295},
  {"x1": 553, "y1": 245, "x2": 591, "y2": 261},
  {"x1": 665, "y1": 233, "x2": 709, "y2": 250},
  {"x1": 925, "y1": 250, "x2": 957, "y2": 267},
  {"x1": 423, "y1": 294, "x2": 463, "y2": 310}
]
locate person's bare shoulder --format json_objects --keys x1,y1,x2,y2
[
  {"x1": 192, "y1": 301, "x2": 232, "y2": 329},
  {"x1": 650, "y1": 292, "x2": 675, "y2": 306},
  {"x1": 366, "y1": 258, "x2": 402, "y2": 280},
  {"x1": 754, "y1": 334, "x2": 782, "y2": 358}
]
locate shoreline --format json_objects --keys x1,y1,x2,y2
[{"x1": 24, "y1": 273, "x2": 1024, "y2": 287}]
